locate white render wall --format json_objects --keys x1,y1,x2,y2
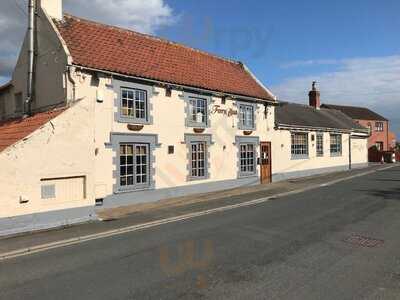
[
  {"x1": 75, "y1": 73, "x2": 275, "y2": 200},
  {"x1": 272, "y1": 130, "x2": 349, "y2": 174},
  {"x1": 0, "y1": 97, "x2": 94, "y2": 218},
  {"x1": 351, "y1": 137, "x2": 369, "y2": 167}
]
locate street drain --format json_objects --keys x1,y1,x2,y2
[{"x1": 343, "y1": 234, "x2": 384, "y2": 248}]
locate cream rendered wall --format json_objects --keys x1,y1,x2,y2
[
  {"x1": 70, "y1": 72, "x2": 275, "y2": 199},
  {"x1": 351, "y1": 137, "x2": 368, "y2": 166},
  {"x1": 270, "y1": 130, "x2": 352, "y2": 175},
  {"x1": 0, "y1": 97, "x2": 95, "y2": 218}
]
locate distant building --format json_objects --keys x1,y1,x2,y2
[
  {"x1": 321, "y1": 104, "x2": 392, "y2": 152},
  {"x1": 388, "y1": 131, "x2": 397, "y2": 150},
  {"x1": 273, "y1": 84, "x2": 369, "y2": 181}
]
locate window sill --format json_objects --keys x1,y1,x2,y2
[
  {"x1": 330, "y1": 153, "x2": 342, "y2": 157},
  {"x1": 115, "y1": 185, "x2": 154, "y2": 194},
  {"x1": 238, "y1": 173, "x2": 258, "y2": 179},
  {"x1": 239, "y1": 126, "x2": 256, "y2": 131},
  {"x1": 291, "y1": 155, "x2": 309, "y2": 160},
  {"x1": 187, "y1": 176, "x2": 210, "y2": 182},
  {"x1": 117, "y1": 117, "x2": 151, "y2": 125},
  {"x1": 186, "y1": 123, "x2": 209, "y2": 129}
]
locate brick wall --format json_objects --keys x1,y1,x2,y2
[{"x1": 357, "y1": 119, "x2": 389, "y2": 151}]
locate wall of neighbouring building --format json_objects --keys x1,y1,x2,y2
[
  {"x1": 0, "y1": 97, "x2": 95, "y2": 223},
  {"x1": 3, "y1": 6, "x2": 69, "y2": 120},
  {"x1": 350, "y1": 136, "x2": 369, "y2": 167},
  {"x1": 357, "y1": 119, "x2": 389, "y2": 151},
  {"x1": 270, "y1": 130, "x2": 368, "y2": 181}
]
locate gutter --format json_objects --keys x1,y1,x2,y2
[
  {"x1": 276, "y1": 123, "x2": 352, "y2": 134},
  {"x1": 71, "y1": 65, "x2": 277, "y2": 105}
]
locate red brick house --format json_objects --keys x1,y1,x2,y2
[{"x1": 321, "y1": 104, "x2": 393, "y2": 152}]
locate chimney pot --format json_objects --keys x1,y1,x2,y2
[
  {"x1": 38, "y1": 0, "x2": 63, "y2": 20},
  {"x1": 309, "y1": 81, "x2": 321, "y2": 109}
]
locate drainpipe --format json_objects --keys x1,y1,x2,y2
[
  {"x1": 26, "y1": 0, "x2": 36, "y2": 116},
  {"x1": 349, "y1": 134, "x2": 352, "y2": 170},
  {"x1": 67, "y1": 66, "x2": 76, "y2": 103}
]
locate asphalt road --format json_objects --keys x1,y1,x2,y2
[{"x1": 1, "y1": 166, "x2": 400, "y2": 300}]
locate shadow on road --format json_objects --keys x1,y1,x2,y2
[{"x1": 359, "y1": 187, "x2": 400, "y2": 200}]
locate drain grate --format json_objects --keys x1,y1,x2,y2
[{"x1": 343, "y1": 234, "x2": 384, "y2": 248}]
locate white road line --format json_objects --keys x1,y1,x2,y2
[{"x1": 0, "y1": 164, "x2": 397, "y2": 261}]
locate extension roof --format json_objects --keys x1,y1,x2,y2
[
  {"x1": 0, "y1": 109, "x2": 65, "y2": 152},
  {"x1": 276, "y1": 102, "x2": 367, "y2": 132}
]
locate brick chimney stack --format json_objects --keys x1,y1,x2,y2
[
  {"x1": 39, "y1": 0, "x2": 63, "y2": 20},
  {"x1": 309, "y1": 81, "x2": 321, "y2": 110}
]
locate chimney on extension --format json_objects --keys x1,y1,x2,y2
[
  {"x1": 38, "y1": 0, "x2": 63, "y2": 20},
  {"x1": 309, "y1": 81, "x2": 321, "y2": 110}
]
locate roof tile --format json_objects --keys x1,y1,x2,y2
[
  {"x1": 55, "y1": 15, "x2": 274, "y2": 101},
  {"x1": 0, "y1": 109, "x2": 65, "y2": 152}
]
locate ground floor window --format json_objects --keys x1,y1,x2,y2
[
  {"x1": 376, "y1": 141, "x2": 384, "y2": 151},
  {"x1": 316, "y1": 133, "x2": 324, "y2": 157},
  {"x1": 190, "y1": 141, "x2": 207, "y2": 178},
  {"x1": 291, "y1": 132, "x2": 309, "y2": 159},
  {"x1": 330, "y1": 134, "x2": 342, "y2": 156},
  {"x1": 119, "y1": 143, "x2": 149, "y2": 187},
  {"x1": 240, "y1": 143, "x2": 256, "y2": 175}
]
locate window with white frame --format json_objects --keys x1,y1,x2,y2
[
  {"x1": 240, "y1": 143, "x2": 256, "y2": 175},
  {"x1": 121, "y1": 88, "x2": 148, "y2": 121},
  {"x1": 119, "y1": 143, "x2": 149, "y2": 188},
  {"x1": 189, "y1": 97, "x2": 207, "y2": 126},
  {"x1": 330, "y1": 134, "x2": 342, "y2": 156},
  {"x1": 239, "y1": 104, "x2": 255, "y2": 130},
  {"x1": 375, "y1": 122, "x2": 384, "y2": 132},
  {"x1": 291, "y1": 132, "x2": 309, "y2": 158},
  {"x1": 316, "y1": 133, "x2": 324, "y2": 157},
  {"x1": 190, "y1": 141, "x2": 207, "y2": 178}
]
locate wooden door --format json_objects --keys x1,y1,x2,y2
[{"x1": 260, "y1": 142, "x2": 272, "y2": 184}]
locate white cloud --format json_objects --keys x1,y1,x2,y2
[
  {"x1": 0, "y1": 0, "x2": 178, "y2": 84},
  {"x1": 272, "y1": 55, "x2": 400, "y2": 138},
  {"x1": 280, "y1": 59, "x2": 341, "y2": 69},
  {"x1": 64, "y1": 0, "x2": 178, "y2": 34}
]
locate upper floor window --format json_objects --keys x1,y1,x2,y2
[
  {"x1": 14, "y1": 92, "x2": 23, "y2": 114},
  {"x1": 188, "y1": 97, "x2": 208, "y2": 126},
  {"x1": 375, "y1": 122, "x2": 384, "y2": 132},
  {"x1": 316, "y1": 133, "x2": 324, "y2": 157},
  {"x1": 0, "y1": 97, "x2": 5, "y2": 120},
  {"x1": 121, "y1": 88, "x2": 147, "y2": 121},
  {"x1": 291, "y1": 132, "x2": 309, "y2": 159},
  {"x1": 238, "y1": 103, "x2": 255, "y2": 130},
  {"x1": 330, "y1": 134, "x2": 342, "y2": 156}
]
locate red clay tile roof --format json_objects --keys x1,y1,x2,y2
[
  {"x1": 55, "y1": 15, "x2": 274, "y2": 101},
  {"x1": 0, "y1": 109, "x2": 65, "y2": 152},
  {"x1": 321, "y1": 104, "x2": 388, "y2": 121}
]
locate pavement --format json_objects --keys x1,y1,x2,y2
[
  {"x1": 0, "y1": 164, "x2": 390, "y2": 256},
  {"x1": 0, "y1": 164, "x2": 399, "y2": 299}
]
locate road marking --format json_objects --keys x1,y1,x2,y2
[{"x1": 0, "y1": 164, "x2": 397, "y2": 261}]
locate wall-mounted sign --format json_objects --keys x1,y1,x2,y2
[{"x1": 211, "y1": 105, "x2": 237, "y2": 117}]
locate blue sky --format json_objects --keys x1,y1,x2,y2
[{"x1": 1, "y1": 0, "x2": 399, "y2": 137}]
